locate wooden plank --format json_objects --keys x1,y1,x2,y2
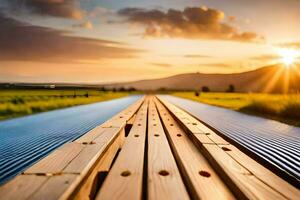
[
  {"x1": 76, "y1": 97, "x2": 143, "y2": 143},
  {"x1": 29, "y1": 174, "x2": 77, "y2": 200},
  {"x1": 194, "y1": 122, "x2": 229, "y2": 145},
  {"x1": 155, "y1": 99, "x2": 235, "y2": 200},
  {"x1": 0, "y1": 175, "x2": 48, "y2": 200},
  {"x1": 218, "y1": 144, "x2": 300, "y2": 200},
  {"x1": 147, "y1": 98, "x2": 189, "y2": 200},
  {"x1": 158, "y1": 97, "x2": 291, "y2": 199},
  {"x1": 194, "y1": 134, "x2": 215, "y2": 144},
  {"x1": 25, "y1": 142, "x2": 84, "y2": 175},
  {"x1": 63, "y1": 144, "x2": 108, "y2": 174},
  {"x1": 95, "y1": 99, "x2": 149, "y2": 200},
  {"x1": 203, "y1": 144, "x2": 289, "y2": 200},
  {"x1": 159, "y1": 98, "x2": 229, "y2": 145},
  {"x1": 66, "y1": 128, "x2": 123, "y2": 173},
  {"x1": 101, "y1": 97, "x2": 144, "y2": 128},
  {"x1": 72, "y1": 134, "x2": 123, "y2": 200},
  {"x1": 127, "y1": 114, "x2": 136, "y2": 125},
  {"x1": 75, "y1": 126, "x2": 107, "y2": 144},
  {"x1": 58, "y1": 128, "x2": 125, "y2": 199}
]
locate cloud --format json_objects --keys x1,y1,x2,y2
[
  {"x1": 118, "y1": 7, "x2": 264, "y2": 42},
  {"x1": 73, "y1": 21, "x2": 93, "y2": 29},
  {"x1": 150, "y1": 63, "x2": 172, "y2": 67},
  {"x1": 6, "y1": 0, "x2": 84, "y2": 19},
  {"x1": 278, "y1": 42, "x2": 300, "y2": 49},
  {"x1": 199, "y1": 63, "x2": 231, "y2": 68},
  {"x1": 88, "y1": 7, "x2": 114, "y2": 18},
  {"x1": 184, "y1": 54, "x2": 212, "y2": 58},
  {"x1": 0, "y1": 12, "x2": 142, "y2": 63},
  {"x1": 250, "y1": 54, "x2": 280, "y2": 61}
]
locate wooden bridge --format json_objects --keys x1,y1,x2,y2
[{"x1": 0, "y1": 96, "x2": 299, "y2": 200}]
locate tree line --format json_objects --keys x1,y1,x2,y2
[{"x1": 194, "y1": 84, "x2": 235, "y2": 96}]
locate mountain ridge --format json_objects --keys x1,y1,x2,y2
[{"x1": 110, "y1": 65, "x2": 300, "y2": 93}]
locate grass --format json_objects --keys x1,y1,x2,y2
[
  {"x1": 0, "y1": 89, "x2": 129, "y2": 121},
  {"x1": 172, "y1": 92, "x2": 300, "y2": 127}
]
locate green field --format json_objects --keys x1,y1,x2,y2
[
  {"x1": 0, "y1": 89, "x2": 129, "y2": 120},
  {"x1": 172, "y1": 92, "x2": 300, "y2": 127}
]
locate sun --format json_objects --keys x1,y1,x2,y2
[{"x1": 277, "y1": 48, "x2": 300, "y2": 67}]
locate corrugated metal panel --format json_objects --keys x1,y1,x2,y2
[
  {"x1": 160, "y1": 95, "x2": 300, "y2": 180},
  {"x1": 0, "y1": 96, "x2": 141, "y2": 184}
]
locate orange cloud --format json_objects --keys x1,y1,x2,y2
[
  {"x1": 0, "y1": 12, "x2": 142, "y2": 63},
  {"x1": 279, "y1": 42, "x2": 300, "y2": 49},
  {"x1": 150, "y1": 63, "x2": 172, "y2": 68},
  {"x1": 184, "y1": 54, "x2": 212, "y2": 58},
  {"x1": 118, "y1": 7, "x2": 264, "y2": 42},
  {"x1": 250, "y1": 54, "x2": 280, "y2": 61}
]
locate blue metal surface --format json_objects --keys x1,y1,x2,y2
[
  {"x1": 160, "y1": 95, "x2": 300, "y2": 181},
  {"x1": 0, "y1": 95, "x2": 141, "y2": 184}
]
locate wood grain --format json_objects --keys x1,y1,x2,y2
[
  {"x1": 72, "y1": 133, "x2": 123, "y2": 200},
  {"x1": 101, "y1": 98, "x2": 144, "y2": 128},
  {"x1": 155, "y1": 99, "x2": 235, "y2": 200},
  {"x1": 203, "y1": 144, "x2": 288, "y2": 200},
  {"x1": 147, "y1": 98, "x2": 189, "y2": 200},
  {"x1": 66, "y1": 128, "x2": 123, "y2": 173},
  {"x1": 29, "y1": 174, "x2": 77, "y2": 200},
  {"x1": 159, "y1": 98, "x2": 229, "y2": 145},
  {"x1": 95, "y1": 99, "x2": 149, "y2": 200},
  {"x1": 60, "y1": 128, "x2": 125, "y2": 199},
  {"x1": 218, "y1": 144, "x2": 300, "y2": 200},
  {"x1": 0, "y1": 175, "x2": 48, "y2": 200},
  {"x1": 158, "y1": 97, "x2": 292, "y2": 200},
  {"x1": 24, "y1": 142, "x2": 84, "y2": 175}
]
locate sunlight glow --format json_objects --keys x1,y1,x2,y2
[{"x1": 277, "y1": 48, "x2": 300, "y2": 67}]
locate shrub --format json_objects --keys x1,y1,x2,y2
[
  {"x1": 10, "y1": 97, "x2": 25, "y2": 104},
  {"x1": 226, "y1": 84, "x2": 235, "y2": 93},
  {"x1": 240, "y1": 100, "x2": 279, "y2": 116},
  {"x1": 280, "y1": 101, "x2": 300, "y2": 119},
  {"x1": 202, "y1": 86, "x2": 210, "y2": 92}
]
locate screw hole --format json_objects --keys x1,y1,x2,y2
[
  {"x1": 158, "y1": 170, "x2": 169, "y2": 176},
  {"x1": 170, "y1": 124, "x2": 174, "y2": 126},
  {"x1": 138, "y1": 124, "x2": 141, "y2": 126},
  {"x1": 153, "y1": 124, "x2": 157, "y2": 126},
  {"x1": 192, "y1": 123, "x2": 197, "y2": 125},
  {"x1": 134, "y1": 134, "x2": 139, "y2": 137},
  {"x1": 222, "y1": 147, "x2": 231, "y2": 151},
  {"x1": 177, "y1": 134, "x2": 182, "y2": 137},
  {"x1": 121, "y1": 171, "x2": 131, "y2": 177},
  {"x1": 154, "y1": 134, "x2": 159, "y2": 137},
  {"x1": 199, "y1": 170, "x2": 211, "y2": 177},
  {"x1": 205, "y1": 133, "x2": 210, "y2": 135},
  {"x1": 119, "y1": 116, "x2": 123, "y2": 118}
]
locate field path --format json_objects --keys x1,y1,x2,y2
[
  {"x1": 0, "y1": 95, "x2": 141, "y2": 184},
  {"x1": 160, "y1": 95, "x2": 300, "y2": 182}
]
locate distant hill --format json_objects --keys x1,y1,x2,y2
[{"x1": 110, "y1": 64, "x2": 300, "y2": 93}]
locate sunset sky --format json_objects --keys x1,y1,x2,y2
[{"x1": 1, "y1": 0, "x2": 300, "y2": 83}]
